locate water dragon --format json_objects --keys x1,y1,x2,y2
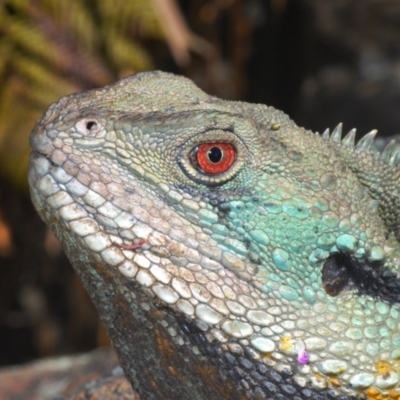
[{"x1": 28, "y1": 71, "x2": 400, "y2": 399}]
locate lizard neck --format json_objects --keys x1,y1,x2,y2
[{"x1": 54, "y1": 223, "x2": 242, "y2": 400}]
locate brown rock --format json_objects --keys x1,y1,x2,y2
[{"x1": 0, "y1": 348, "x2": 138, "y2": 399}]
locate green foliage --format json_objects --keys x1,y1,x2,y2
[{"x1": 0, "y1": 0, "x2": 163, "y2": 187}]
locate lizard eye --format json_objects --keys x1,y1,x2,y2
[
  {"x1": 177, "y1": 130, "x2": 246, "y2": 186},
  {"x1": 192, "y1": 143, "x2": 236, "y2": 174}
]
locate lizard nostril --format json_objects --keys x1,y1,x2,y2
[
  {"x1": 75, "y1": 118, "x2": 105, "y2": 137},
  {"x1": 86, "y1": 121, "x2": 97, "y2": 131}
]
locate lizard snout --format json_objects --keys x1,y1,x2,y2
[{"x1": 29, "y1": 125, "x2": 54, "y2": 156}]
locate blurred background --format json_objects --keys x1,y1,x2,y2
[{"x1": 1, "y1": 0, "x2": 400, "y2": 368}]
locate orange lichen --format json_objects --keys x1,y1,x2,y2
[
  {"x1": 375, "y1": 360, "x2": 395, "y2": 378},
  {"x1": 313, "y1": 372, "x2": 326, "y2": 382},
  {"x1": 260, "y1": 353, "x2": 276, "y2": 361},
  {"x1": 329, "y1": 377, "x2": 342, "y2": 387},
  {"x1": 363, "y1": 387, "x2": 400, "y2": 399},
  {"x1": 389, "y1": 389, "x2": 400, "y2": 399},
  {"x1": 279, "y1": 334, "x2": 293, "y2": 351}
]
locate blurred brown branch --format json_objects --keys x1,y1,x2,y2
[{"x1": 151, "y1": 0, "x2": 213, "y2": 66}]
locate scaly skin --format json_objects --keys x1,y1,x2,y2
[{"x1": 28, "y1": 71, "x2": 400, "y2": 399}]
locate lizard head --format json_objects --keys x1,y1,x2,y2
[{"x1": 29, "y1": 71, "x2": 400, "y2": 399}]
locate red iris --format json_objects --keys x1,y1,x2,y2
[{"x1": 196, "y1": 143, "x2": 236, "y2": 174}]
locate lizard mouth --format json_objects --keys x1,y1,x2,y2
[{"x1": 322, "y1": 252, "x2": 400, "y2": 304}]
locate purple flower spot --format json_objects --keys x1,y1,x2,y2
[{"x1": 297, "y1": 350, "x2": 310, "y2": 364}]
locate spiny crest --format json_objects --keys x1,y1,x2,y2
[{"x1": 318, "y1": 123, "x2": 400, "y2": 167}]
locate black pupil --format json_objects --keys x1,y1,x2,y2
[{"x1": 208, "y1": 147, "x2": 223, "y2": 163}]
